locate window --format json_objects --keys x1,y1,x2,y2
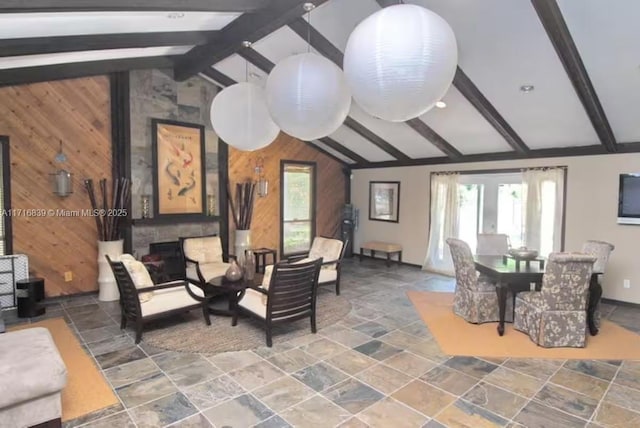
[
  {"x1": 0, "y1": 137, "x2": 11, "y2": 255},
  {"x1": 457, "y1": 170, "x2": 564, "y2": 256},
  {"x1": 281, "y1": 161, "x2": 316, "y2": 256}
]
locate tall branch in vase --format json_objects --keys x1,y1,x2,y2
[
  {"x1": 228, "y1": 181, "x2": 256, "y2": 230},
  {"x1": 84, "y1": 177, "x2": 131, "y2": 241}
]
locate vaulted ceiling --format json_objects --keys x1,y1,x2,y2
[{"x1": 2, "y1": 0, "x2": 639, "y2": 168}]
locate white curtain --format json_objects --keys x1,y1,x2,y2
[
  {"x1": 522, "y1": 168, "x2": 565, "y2": 256},
  {"x1": 423, "y1": 173, "x2": 460, "y2": 276}
]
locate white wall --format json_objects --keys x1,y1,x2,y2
[{"x1": 351, "y1": 152, "x2": 640, "y2": 304}]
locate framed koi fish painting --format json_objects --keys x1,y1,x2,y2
[{"x1": 151, "y1": 119, "x2": 206, "y2": 218}]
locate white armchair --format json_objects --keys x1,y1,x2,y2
[
  {"x1": 107, "y1": 255, "x2": 210, "y2": 343},
  {"x1": 288, "y1": 237, "x2": 346, "y2": 295},
  {"x1": 180, "y1": 235, "x2": 232, "y2": 286}
]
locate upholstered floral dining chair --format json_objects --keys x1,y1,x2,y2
[
  {"x1": 514, "y1": 253, "x2": 596, "y2": 348},
  {"x1": 446, "y1": 238, "x2": 510, "y2": 324},
  {"x1": 581, "y1": 240, "x2": 615, "y2": 329}
]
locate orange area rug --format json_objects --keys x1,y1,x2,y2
[
  {"x1": 10, "y1": 318, "x2": 118, "y2": 422},
  {"x1": 408, "y1": 290, "x2": 640, "y2": 360}
]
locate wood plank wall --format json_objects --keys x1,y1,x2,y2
[
  {"x1": 0, "y1": 76, "x2": 112, "y2": 296},
  {"x1": 228, "y1": 133, "x2": 347, "y2": 260}
]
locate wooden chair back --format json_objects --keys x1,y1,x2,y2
[
  {"x1": 106, "y1": 255, "x2": 143, "y2": 322},
  {"x1": 266, "y1": 258, "x2": 322, "y2": 323}
]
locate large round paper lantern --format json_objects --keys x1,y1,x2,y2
[
  {"x1": 266, "y1": 53, "x2": 351, "y2": 141},
  {"x1": 343, "y1": 4, "x2": 457, "y2": 122},
  {"x1": 210, "y1": 82, "x2": 280, "y2": 151}
]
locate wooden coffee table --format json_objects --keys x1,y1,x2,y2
[{"x1": 206, "y1": 275, "x2": 262, "y2": 317}]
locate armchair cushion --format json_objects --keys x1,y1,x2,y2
[
  {"x1": 120, "y1": 254, "x2": 154, "y2": 303},
  {"x1": 141, "y1": 281, "x2": 204, "y2": 317},
  {"x1": 186, "y1": 262, "x2": 231, "y2": 283},
  {"x1": 238, "y1": 288, "x2": 267, "y2": 318},
  {"x1": 308, "y1": 237, "x2": 343, "y2": 270},
  {"x1": 183, "y1": 236, "x2": 224, "y2": 264},
  {"x1": 259, "y1": 265, "x2": 274, "y2": 305}
]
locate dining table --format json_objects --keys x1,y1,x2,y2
[{"x1": 474, "y1": 256, "x2": 603, "y2": 337}]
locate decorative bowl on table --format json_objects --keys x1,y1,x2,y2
[{"x1": 508, "y1": 247, "x2": 538, "y2": 260}]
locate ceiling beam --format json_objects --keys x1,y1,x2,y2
[
  {"x1": 239, "y1": 47, "x2": 410, "y2": 161},
  {"x1": 0, "y1": 31, "x2": 217, "y2": 57},
  {"x1": 342, "y1": 117, "x2": 410, "y2": 161},
  {"x1": 0, "y1": 56, "x2": 176, "y2": 87},
  {"x1": 406, "y1": 119, "x2": 462, "y2": 159},
  {"x1": 288, "y1": 17, "x2": 343, "y2": 66},
  {"x1": 173, "y1": 0, "x2": 328, "y2": 81},
  {"x1": 531, "y1": 0, "x2": 617, "y2": 153},
  {"x1": 319, "y1": 137, "x2": 368, "y2": 164},
  {"x1": 200, "y1": 68, "x2": 353, "y2": 167},
  {"x1": 289, "y1": 17, "x2": 459, "y2": 159},
  {"x1": 0, "y1": 0, "x2": 270, "y2": 12},
  {"x1": 453, "y1": 68, "x2": 530, "y2": 154},
  {"x1": 351, "y1": 144, "x2": 614, "y2": 169},
  {"x1": 201, "y1": 67, "x2": 237, "y2": 87}
]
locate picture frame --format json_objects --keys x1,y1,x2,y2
[
  {"x1": 369, "y1": 181, "x2": 400, "y2": 223},
  {"x1": 151, "y1": 119, "x2": 206, "y2": 219}
]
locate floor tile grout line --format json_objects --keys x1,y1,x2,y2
[
  {"x1": 26, "y1": 261, "x2": 640, "y2": 428},
  {"x1": 505, "y1": 356, "x2": 569, "y2": 426},
  {"x1": 589, "y1": 361, "x2": 624, "y2": 424}
]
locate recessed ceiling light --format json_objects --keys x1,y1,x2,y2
[
  {"x1": 435, "y1": 101, "x2": 447, "y2": 109},
  {"x1": 167, "y1": 12, "x2": 185, "y2": 19},
  {"x1": 520, "y1": 85, "x2": 535, "y2": 93}
]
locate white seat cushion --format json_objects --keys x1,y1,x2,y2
[
  {"x1": 183, "y1": 236, "x2": 223, "y2": 263},
  {"x1": 186, "y1": 262, "x2": 231, "y2": 283},
  {"x1": 141, "y1": 282, "x2": 203, "y2": 317},
  {"x1": 309, "y1": 237, "x2": 343, "y2": 269},
  {"x1": 119, "y1": 253, "x2": 154, "y2": 303},
  {"x1": 238, "y1": 288, "x2": 267, "y2": 319},
  {"x1": 318, "y1": 269, "x2": 337, "y2": 284},
  {"x1": 291, "y1": 258, "x2": 336, "y2": 284}
]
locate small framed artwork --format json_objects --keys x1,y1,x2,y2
[
  {"x1": 152, "y1": 119, "x2": 206, "y2": 219},
  {"x1": 369, "y1": 181, "x2": 400, "y2": 223}
]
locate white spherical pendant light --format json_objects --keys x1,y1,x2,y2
[
  {"x1": 343, "y1": 4, "x2": 458, "y2": 122},
  {"x1": 266, "y1": 52, "x2": 351, "y2": 141},
  {"x1": 210, "y1": 82, "x2": 280, "y2": 151}
]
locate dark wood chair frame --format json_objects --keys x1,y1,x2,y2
[
  {"x1": 232, "y1": 258, "x2": 322, "y2": 347},
  {"x1": 179, "y1": 235, "x2": 236, "y2": 292},
  {"x1": 178, "y1": 236, "x2": 240, "y2": 316},
  {"x1": 106, "y1": 255, "x2": 211, "y2": 343},
  {"x1": 287, "y1": 237, "x2": 348, "y2": 295}
]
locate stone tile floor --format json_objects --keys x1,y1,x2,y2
[{"x1": 4, "y1": 258, "x2": 640, "y2": 427}]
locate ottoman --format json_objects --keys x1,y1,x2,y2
[{"x1": 0, "y1": 328, "x2": 67, "y2": 428}]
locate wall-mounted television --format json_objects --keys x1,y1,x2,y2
[{"x1": 618, "y1": 173, "x2": 640, "y2": 224}]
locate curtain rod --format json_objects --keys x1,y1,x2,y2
[{"x1": 430, "y1": 165, "x2": 567, "y2": 176}]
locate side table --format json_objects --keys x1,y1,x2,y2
[
  {"x1": 251, "y1": 248, "x2": 277, "y2": 273},
  {"x1": 16, "y1": 277, "x2": 45, "y2": 318}
]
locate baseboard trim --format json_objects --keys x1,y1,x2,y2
[
  {"x1": 601, "y1": 298, "x2": 640, "y2": 309},
  {"x1": 353, "y1": 254, "x2": 422, "y2": 269}
]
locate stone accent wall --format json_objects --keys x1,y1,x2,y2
[{"x1": 129, "y1": 69, "x2": 220, "y2": 257}]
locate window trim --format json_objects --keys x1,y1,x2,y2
[
  {"x1": 280, "y1": 160, "x2": 317, "y2": 258},
  {"x1": 0, "y1": 136, "x2": 12, "y2": 254},
  {"x1": 429, "y1": 166, "x2": 567, "y2": 252}
]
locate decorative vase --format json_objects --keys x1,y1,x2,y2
[
  {"x1": 243, "y1": 250, "x2": 255, "y2": 281},
  {"x1": 97, "y1": 239, "x2": 124, "y2": 302},
  {"x1": 225, "y1": 258, "x2": 243, "y2": 282},
  {"x1": 234, "y1": 229, "x2": 251, "y2": 266}
]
